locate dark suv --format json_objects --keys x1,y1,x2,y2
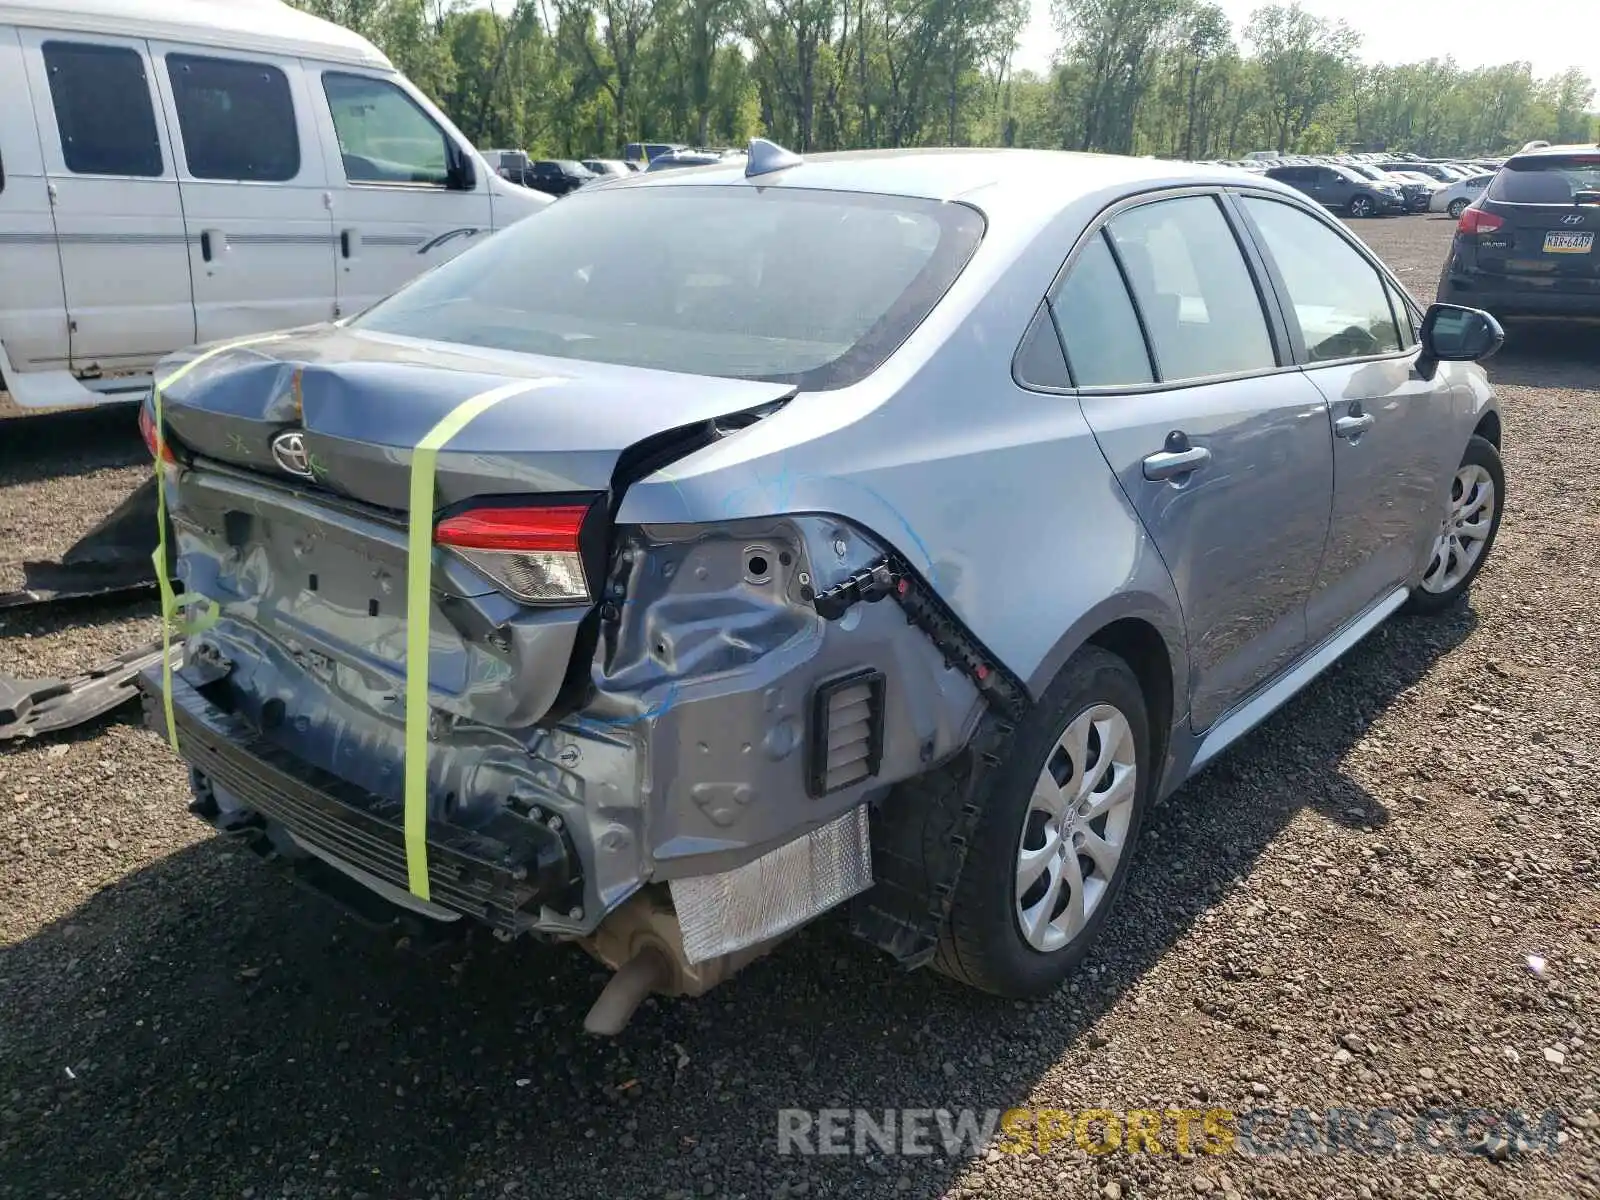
[
  {"x1": 1437, "y1": 144, "x2": 1600, "y2": 324},
  {"x1": 1263, "y1": 164, "x2": 1406, "y2": 217},
  {"x1": 523, "y1": 160, "x2": 598, "y2": 197}
]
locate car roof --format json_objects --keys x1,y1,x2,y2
[
  {"x1": 1507, "y1": 143, "x2": 1600, "y2": 161},
  {"x1": 598, "y1": 148, "x2": 1312, "y2": 258},
  {"x1": 617, "y1": 147, "x2": 1278, "y2": 204},
  {"x1": 0, "y1": 0, "x2": 390, "y2": 68}
]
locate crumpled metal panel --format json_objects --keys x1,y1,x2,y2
[{"x1": 670, "y1": 804, "x2": 872, "y2": 964}]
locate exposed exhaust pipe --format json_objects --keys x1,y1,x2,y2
[
  {"x1": 583, "y1": 946, "x2": 674, "y2": 1035},
  {"x1": 578, "y1": 889, "x2": 786, "y2": 1035}
]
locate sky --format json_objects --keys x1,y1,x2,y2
[{"x1": 1011, "y1": 0, "x2": 1600, "y2": 82}]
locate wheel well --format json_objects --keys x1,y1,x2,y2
[
  {"x1": 1087, "y1": 618, "x2": 1174, "y2": 777},
  {"x1": 1473, "y1": 410, "x2": 1502, "y2": 449}
]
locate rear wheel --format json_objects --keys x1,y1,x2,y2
[
  {"x1": 1348, "y1": 194, "x2": 1375, "y2": 218},
  {"x1": 933, "y1": 646, "x2": 1151, "y2": 998},
  {"x1": 1404, "y1": 434, "x2": 1504, "y2": 614},
  {"x1": 1447, "y1": 198, "x2": 1469, "y2": 219}
]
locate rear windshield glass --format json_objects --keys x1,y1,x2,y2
[
  {"x1": 1489, "y1": 155, "x2": 1600, "y2": 204},
  {"x1": 352, "y1": 186, "x2": 985, "y2": 390}
]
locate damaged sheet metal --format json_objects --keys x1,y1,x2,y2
[
  {"x1": 0, "y1": 478, "x2": 162, "y2": 609},
  {"x1": 0, "y1": 638, "x2": 173, "y2": 740}
]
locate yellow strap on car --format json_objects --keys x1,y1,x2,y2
[
  {"x1": 403, "y1": 377, "x2": 559, "y2": 901},
  {"x1": 150, "y1": 334, "x2": 289, "y2": 753}
]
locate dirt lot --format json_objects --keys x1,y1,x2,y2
[{"x1": 2, "y1": 215, "x2": 1597, "y2": 1200}]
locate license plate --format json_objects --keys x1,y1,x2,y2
[{"x1": 1543, "y1": 231, "x2": 1594, "y2": 254}]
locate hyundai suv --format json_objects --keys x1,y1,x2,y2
[{"x1": 1437, "y1": 144, "x2": 1600, "y2": 324}]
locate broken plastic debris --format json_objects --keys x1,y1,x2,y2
[
  {"x1": 1527, "y1": 955, "x2": 1548, "y2": 979},
  {"x1": 673, "y1": 1043, "x2": 690, "y2": 1071},
  {"x1": 515, "y1": 1077, "x2": 532, "y2": 1087},
  {"x1": 64, "y1": 1066, "x2": 76, "y2": 1080}
]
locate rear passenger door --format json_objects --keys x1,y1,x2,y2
[
  {"x1": 1235, "y1": 194, "x2": 1459, "y2": 642},
  {"x1": 311, "y1": 69, "x2": 492, "y2": 319},
  {"x1": 20, "y1": 32, "x2": 194, "y2": 374},
  {"x1": 1056, "y1": 192, "x2": 1336, "y2": 732},
  {"x1": 153, "y1": 46, "x2": 336, "y2": 343}
]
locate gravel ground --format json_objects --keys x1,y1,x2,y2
[{"x1": 2, "y1": 215, "x2": 1597, "y2": 1200}]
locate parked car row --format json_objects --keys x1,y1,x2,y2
[
  {"x1": 484, "y1": 144, "x2": 748, "y2": 194},
  {"x1": 1193, "y1": 151, "x2": 1501, "y2": 219}
]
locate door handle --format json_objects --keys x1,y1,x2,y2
[
  {"x1": 1335, "y1": 412, "x2": 1376, "y2": 439},
  {"x1": 199, "y1": 230, "x2": 227, "y2": 263},
  {"x1": 1143, "y1": 432, "x2": 1212, "y2": 481},
  {"x1": 340, "y1": 229, "x2": 353, "y2": 258}
]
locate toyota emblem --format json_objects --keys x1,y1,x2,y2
[{"x1": 270, "y1": 429, "x2": 315, "y2": 478}]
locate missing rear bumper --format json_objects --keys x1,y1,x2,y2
[{"x1": 141, "y1": 667, "x2": 581, "y2": 934}]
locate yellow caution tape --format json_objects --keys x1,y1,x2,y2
[
  {"x1": 151, "y1": 334, "x2": 290, "y2": 752},
  {"x1": 153, "y1": 343, "x2": 556, "y2": 904},
  {"x1": 402, "y1": 377, "x2": 559, "y2": 901}
]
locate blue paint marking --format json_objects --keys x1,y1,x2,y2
[{"x1": 568, "y1": 681, "x2": 682, "y2": 735}]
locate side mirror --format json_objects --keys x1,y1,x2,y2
[
  {"x1": 446, "y1": 147, "x2": 477, "y2": 192},
  {"x1": 1418, "y1": 303, "x2": 1504, "y2": 376}
]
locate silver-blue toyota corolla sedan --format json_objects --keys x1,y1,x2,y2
[{"x1": 138, "y1": 141, "x2": 1506, "y2": 1032}]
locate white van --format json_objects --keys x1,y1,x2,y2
[{"x1": 0, "y1": 0, "x2": 551, "y2": 409}]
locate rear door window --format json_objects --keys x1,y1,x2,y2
[
  {"x1": 1489, "y1": 155, "x2": 1600, "y2": 204},
  {"x1": 1384, "y1": 279, "x2": 1417, "y2": 347},
  {"x1": 1105, "y1": 195, "x2": 1277, "y2": 383},
  {"x1": 167, "y1": 54, "x2": 299, "y2": 182},
  {"x1": 1241, "y1": 196, "x2": 1402, "y2": 362},
  {"x1": 1050, "y1": 233, "x2": 1153, "y2": 387},
  {"x1": 42, "y1": 41, "x2": 163, "y2": 177}
]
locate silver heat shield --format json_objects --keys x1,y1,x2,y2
[{"x1": 669, "y1": 805, "x2": 873, "y2": 964}]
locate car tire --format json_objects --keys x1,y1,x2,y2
[
  {"x1": 1403, "y1": 434, "x2": 1504, "y2": 615},
  {"x1": 1348, "y1": 194, "x2": 1375, "y2": 217},
  {"x1": 1447, "y1": 198, "x2": 1469, "y2": 219},
  {"x1": 931, "y1": 646, "x2": 1152, "y2": 999}
]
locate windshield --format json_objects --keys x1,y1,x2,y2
[
  {"x1": 352, "y1": 185, "x2": 985, "y2": 391},
  {"x1": 1490, "y1": 154, "x2": 1600, "y2": 204}
]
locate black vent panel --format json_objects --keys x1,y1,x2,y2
[{"x1": 807, "y1": 668, "x2": 886, "y2": 797}]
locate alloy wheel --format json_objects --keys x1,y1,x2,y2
[
  {"x1": 1421, "y1": 463, "x2": 1496, "y2": 594},
  {"x1": 1351, "y1": 197, "x2": 1373, "y2": 217},
  {"x1": 1014, "y1": 703, "x2": 1138, "y2": 953}
]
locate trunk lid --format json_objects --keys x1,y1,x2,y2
[{"x1": 157, "y1": 324, "x2": 797, "y2": 513}]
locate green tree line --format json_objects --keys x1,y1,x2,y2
[{"x1": 293, "y1": 0, "x2": 1598, "y2": 159}]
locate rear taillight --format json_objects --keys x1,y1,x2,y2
[
  {"x1": 139, "y1": 400, "x2": 176, "y2": 465},
  {"x1": 434, "y1": 504, "x2": 592, "y2": 604},
  {"x1": 1458, "y1": 207, "x2": 1503, "y2": 236}
]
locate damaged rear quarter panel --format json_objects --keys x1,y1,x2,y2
[{"x1": 584, "y1": 517, "x2": 985, "y2": 880}]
